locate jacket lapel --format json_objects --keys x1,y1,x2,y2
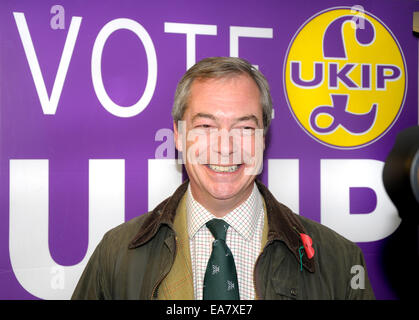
[
  {"x1": 129, "y1": 181, "x2": 189, "y2": 249},
  {"x1": 255, "y1": 180, "x2": 315, "y2": 273},
  {"x1": 157, "y1": 193, "x2": 194, "y2": 300}
]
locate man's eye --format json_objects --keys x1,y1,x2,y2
[
  {"x1": 192, "y1": 124, "x2": 213, "y2": 135},
  {"x1": 241, "y1": 127, "x2": 256, "y2": 136}
]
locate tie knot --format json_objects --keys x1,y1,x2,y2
[{"x1": 206, "y1": 219, "x2": 229, "y2": 241}]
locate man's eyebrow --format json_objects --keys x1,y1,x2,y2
[
  {"x1": 191, "y1": 112, "x2": 260, "y2": 126},
  {"x1": 235, "y1": 114, "x2": 260, "y2": 126},
  {"x1": 191, "y1": 112, "x2": 216, "y2": 122}
]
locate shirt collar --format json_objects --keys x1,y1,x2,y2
[{"x1": 186, "y1": 182, "x2": 263, "y2": 241}]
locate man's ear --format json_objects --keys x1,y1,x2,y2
[{"x1": 173, "y1": 120, "x2": 183, "y2": 152}]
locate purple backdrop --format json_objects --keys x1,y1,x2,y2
[{"x1": 1, "y1": 0, "x2": 418, "y2": 299}]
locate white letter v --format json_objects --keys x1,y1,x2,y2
[{"x1": 13, "y1": 12, "x2": 82, "y2": 115}]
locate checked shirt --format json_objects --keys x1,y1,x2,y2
[{"x1": 186, "y1": 183, "x2": 264, "y2": 300}]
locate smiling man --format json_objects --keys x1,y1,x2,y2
[
  {"x1": 72, "y1": 57, "x2": 375, "y2": 300},
  {"x1": 175, "y1": 71, "x2": 264, "y2": 217}
]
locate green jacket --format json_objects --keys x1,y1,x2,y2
[{"x1": 71, "y1": 180, "x2": 375, "y2": 300}]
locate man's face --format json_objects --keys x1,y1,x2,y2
[{"x1": 174, "y1": 74, "x2": 265, "y2": 209}]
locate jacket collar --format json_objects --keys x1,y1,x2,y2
[{"x1": 129, "y1": 179, "x2": 315, "y2": 273}]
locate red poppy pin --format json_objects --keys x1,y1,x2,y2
[{"x1": 300, "y1": 233, "x2": 315, "y2": 259}]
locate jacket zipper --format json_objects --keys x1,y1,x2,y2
[
  {"x1": 150, "y1": 235, "x2": 178, "y2": 299},
  {"x1": 253, "y1": 239, "x2": 274, "y2": 300}
]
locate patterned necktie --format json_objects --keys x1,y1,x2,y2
[{"x1": 203, "y1": 219, "x2": 240, "y2": 300}]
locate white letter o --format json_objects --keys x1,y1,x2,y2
[{"x1": 92, "y1": 18, "x2": 157, "y2": 117}]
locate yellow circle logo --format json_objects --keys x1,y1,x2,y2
[{"x1": 284, "y1": 7, "x2": 406, "y2": 149}]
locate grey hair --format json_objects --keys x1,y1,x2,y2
[{"x1": 172, "y1": 57, "x2": 273, "y2": 134}]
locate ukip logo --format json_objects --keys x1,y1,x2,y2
[{"x1": 284, "y1": 7, "x2": 406, "y2": 149}]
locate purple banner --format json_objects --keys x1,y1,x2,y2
[{"x1": 1, "y1": 0, "x2": 418, "y2": 299}]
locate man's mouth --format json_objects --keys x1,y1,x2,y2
[{"x1": 206, "y1": 164, "x2": 242, "y2": 173}]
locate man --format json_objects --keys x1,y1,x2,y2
[{"x1": 72, "y1": 57, "x2": 375, "y2": 300}]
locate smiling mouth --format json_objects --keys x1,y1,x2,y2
[{"x1": 206, "y1": 164, "x2": 242, "y2": 173}]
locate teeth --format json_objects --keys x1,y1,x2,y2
[{"x1": 208, "y1": 164, "x2": 240, "y2": 173}]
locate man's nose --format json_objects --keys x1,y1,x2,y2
[
  {"x1": 208, "y1": 129, "x2": 243, "y2": 166},
  {"x1": 211, "y1": 129, "x2": 235, "y2": 155}
]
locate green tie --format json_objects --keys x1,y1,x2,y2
[{"x1": 203, "y1": 219, "x2": 240, "y2": 300}]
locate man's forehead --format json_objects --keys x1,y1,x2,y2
[{"x1": 184, "y1": 74, "x2": 263, "y2": 122}]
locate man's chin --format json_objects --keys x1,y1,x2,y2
[
  {"x1": 187, "y1": 163, "x2": 256, "y2": 202},
  {"x1": 207, "y1": 190, "x2": 238, "y2": 201},
  {"x1": 204, "y1": 180, "x2": 254, "y2": 202}
]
